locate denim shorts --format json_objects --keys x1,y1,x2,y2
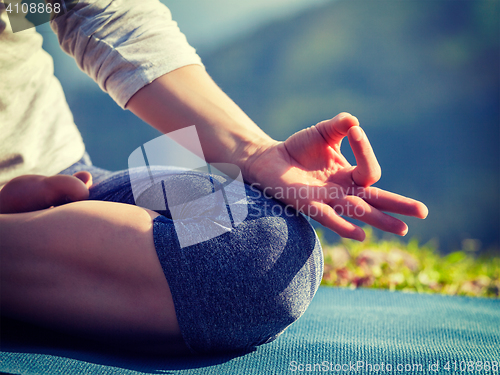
[{"x1": 59, "y1": 154, "x2": 324, "y2": 354}]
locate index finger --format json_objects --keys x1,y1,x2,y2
[
  {"x1": 348, "y1": 126, "x2": 381, "y2": 187},
  {"x1": 315, "y1": 113, "x2": 359, "y2": 148}
]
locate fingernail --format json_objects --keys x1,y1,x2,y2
[
  {"x1": 355, "y1": 228, "x2": 366, "y2": 242},
  {"x1": 350, "y1": 126, "x2": 363, "y2": 141},
  {"x1": 420, "y1": 204, "x2": 429, "y2": 219}
]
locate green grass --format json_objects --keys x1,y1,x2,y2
[{"x1": 319, "y1": 228, "x2": 500, "y2": 298}]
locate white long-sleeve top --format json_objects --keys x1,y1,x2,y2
[{"x1": 0, "y1": 0, "x2": 203, "y2": 186}]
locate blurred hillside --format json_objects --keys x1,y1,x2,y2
[
  {"x1": 201, "y1": 0, "x2": 500, "y2": 252},
  {"x1": 39, "y1": 0, "x2": 499, "y2": 253},
  {"x1": 162, "y1": 0, "x2": 329, "y2": 52}
]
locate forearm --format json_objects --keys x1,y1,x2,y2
[
  {"x1": 126, "y1": 65, "x2": 278, "y2": 179},
  {"x1": 51, "y1": 0, "x2": 276, "y2": 175}
]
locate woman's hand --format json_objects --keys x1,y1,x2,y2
[
  {"x1": 242, "y1": 113, "x2": 428, "y2": 241},
  {"x1": 126, "y1": 67, "x2": 427, "y2": 241}
]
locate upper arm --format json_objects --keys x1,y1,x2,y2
[{"x1": 49, "y1": 0, "x2": 203, "y2": 108}]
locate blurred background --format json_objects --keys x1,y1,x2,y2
[{"x1": 36, "y1": 0, "x2": 499, "y2": 254}]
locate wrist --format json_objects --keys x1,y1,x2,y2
[{"x1": 233, "y1": 133, "x2": 280, "y2": 184}]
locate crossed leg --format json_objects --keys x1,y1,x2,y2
[
  {"x1": 0, "y1": 171, "x2": 93, "y2": 214},
  {"x1": 0, "y1": 200, "x2": 188, "y2": 354}
]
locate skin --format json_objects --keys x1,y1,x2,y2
[
  {"x1": 0, "y1": 171, "x2": 92, "y2": 214},
  {"x1": 0, "y1": 65, "x2": 428, "y2": 352},
  {"x1": 0, "y1": 201, "x2": 188, "y2": 353},
  {"x1": 126, "y1": 65, "x2": 428, "y2": 241}
]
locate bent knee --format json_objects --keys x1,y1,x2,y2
[
  {"x1": 250, "y1": 216, "x2": 324, "y2": 344},
  {"x1": 175, "y1": 214, "x2": 323, "y2": 353}
]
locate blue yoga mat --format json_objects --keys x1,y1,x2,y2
[{"x1": 1, "y1": 287, "x2": 499, "y2": 374}]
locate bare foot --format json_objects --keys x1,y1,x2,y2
[{"x1": 0, "y1": 172, "x2": 93, "y2": 214}]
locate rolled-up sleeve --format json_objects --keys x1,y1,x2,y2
[{"x1": 50, "y1": 0, "x2": 204, "y2": 108}]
